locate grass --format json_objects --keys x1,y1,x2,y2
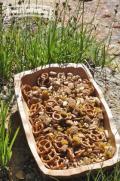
[
  {"x1": 0, "y1": 0, "x2": 114, "y2": 80},
  {"x1": 0, "y1": 0, "x2": 119, "y2": 180},
  {"x1": 0, "y1": 100, "x2": 19, "y2": 168},
  {"x1": 49, "y1": 163, "x2": 120, "y2": 181}
]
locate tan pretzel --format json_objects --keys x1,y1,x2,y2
[
  {"x1": 57, "y1": 72, "x2": 66, "y2": 79},
  {"x1": 41, "y1": 149, "x2": 57, "y2": 164},
  {"x1": 84, "y1": 103, "x2": 95, "y2": 118},
  {"x1": 80, "y1": 138, "x2": 91, "y2": 148},
  {"x1": 88, "y1": 129, "x2": 105, "y2": 142},
  {"x1": 54, "y1": 135, "x2": 69, "y2": 152},
  {"x1": 37, "y1": 139, "x2": 52, "y2": 155},
  {"x1": 32, "y1": 121, "x2": 44, "y2": 137},
  {"x1": 27, "y1": 98, "x2": 40, "y2": 108},
  {"x1": 67, "y1": 148, "x2": 75, "y2": 161},
  {"x1": 22, "y1": 85, "x2": 41, "y2": 105},
  {"x1": 37, "y1": 73, "x2": 50, "y2": 87},
  {"x1": 82, "y1": 79, "x2": 94, "y2": 96},
  {"x1": 29, "y1": 103, "x2": 44, "y2": 118},
  {"x1": 75, "y1": 149, "x2": 85, "y2": 159},
  {"x1": 45, "y1": 99, "x2": 58, "y2": 114},
  {"x1": 29, "y1": 115, "x2": 42, "y2": 125},
  {"x1": 52, "y1": 111, "x2": 62, "y2": 121},
  {"x1": 48, "y1": 156, "x2": 65, "y2": 169},
  {"x1": 36, "y1": 133, "x2": 54, "y2": 142},
  {"x1": 21, "y1": 84, "x2": 31, "y2": 97}
]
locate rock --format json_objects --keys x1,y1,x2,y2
[
  {"x1": 102, "y1": 14, "x2": 111, "y2": 18},
  {"x1": 0, "y1": 93, "x2": 9, "y2": 100},
  {"x1": 16, "y1": 170, "x2": 25, "y2": 180},
  {"x1": 113, "y1": 51, "x2": 120, "y2": 56},
  {"x1": 112, "y1": 23, "x2": 120, "y2": 29}
]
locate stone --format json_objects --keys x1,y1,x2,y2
[
  {"x1": 112, "y1": 24, "x2": 120, "y2": 29},
  {"x1": 102, "y1": 14, "x2": 111, "y2": 18},
  {"x1": 16, "y1": 170, "x2": 25, "y2": 180}
]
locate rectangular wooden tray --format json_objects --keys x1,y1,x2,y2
[{"x1": 14, "y1": 63, "x2": 120, "y2": 178}]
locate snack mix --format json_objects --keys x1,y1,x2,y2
[{"x1": 22, "y1": 71, "x2": 115, "y2": 170}]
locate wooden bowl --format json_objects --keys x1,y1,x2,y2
[{"x1": 14, "y1": 63, "x2": 120, "y2": 178}]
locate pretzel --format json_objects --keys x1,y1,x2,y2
[
  {"x1": 37, "y1": 139, "x2": 52, "y2": 155},
  {"x1": 41, "y1": 149, "x2": 57, "y2": 164},
  {"x1": 75, "y1": 149, "x2": 85, "y2": 159},
  {"x1": 37, "y1": 73, "x2": 50, "y2": 87},
  {"x1": 27, "y1": 98, "x2": 40, "y2": 108},
  {"x1": 36, "y1": 133, "x2": 54, "y2": 142},
  {"x1": 48, "y1": 156, "x2": 65, "y2": 169},
  {"x1": 80, "y1": 138, "x2": 91, "y2": 148},
  {"x1": 29, "y1": 116, "x2": 41, "y2": 125},
  {"x1": 21, "y1": 84, "x2": 31, "y2": 97},
  {"x1": 88, "y1": 129, "x2": 106, "y2": 142},
  {"x1": 22, "y1": 85, "x2": 42, "y2": 107},
  {"x1": 67, "y1": 148, "x2": 75, "y2": 161},
  {"x1": 45, "y1": 99, "x2": 58, "y2": 114},
  {"x1": 82, "y1": 79, "x2": 94, "y2": 96},
  {"x1": 57, "y1": 72, "x2": 66, "y2": 79},
  {"x1": 52, "y1": 111, "x2": 62, "y2": 122},
  {"x1": 54, "y1": 135, "x2": 69, "y2": 152},
  {"x1": 29, "y1": 103, "x2": 44, "y2": 118},
  {"x1": 32, "y1": 121, "x2": 44, "y2": 137}
]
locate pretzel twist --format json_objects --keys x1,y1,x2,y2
[
  {"x1": 32, "y1": 121, "x2": 44, "y2": 137},
  {"x1": 37, "y1": 139, "x2": 52, "y2": 155}
]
